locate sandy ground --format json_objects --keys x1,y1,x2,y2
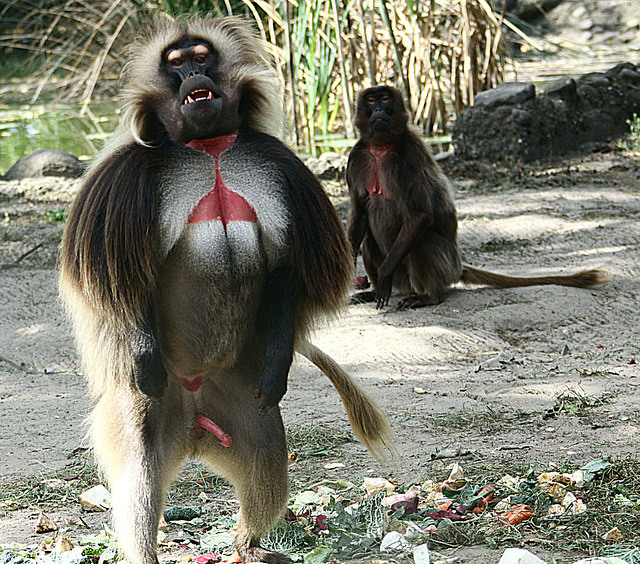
[{"x1": 0, "y1": 149, "x2": 638, "y2": 562}]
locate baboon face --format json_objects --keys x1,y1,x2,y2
[
  {"x1": 156, "y1": 34, "x2": 240, "y2": 142},
  {"x1": 354, "y1": 86, "x2": 409, "y2": 145},
  {"x1": 362, "y1": 89, "x2": 394, "y2": 132},
  {"x1": 124, "y1": 19, "x2": 282, "y2": 145}
]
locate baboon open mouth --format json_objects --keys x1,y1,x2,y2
[{"x1": 183, "y1": 89, "x2": 215, "y2": 105}]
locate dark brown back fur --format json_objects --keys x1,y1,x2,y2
[{"x1": 60, "y1": 143, "x2": 162, "y2": 329}]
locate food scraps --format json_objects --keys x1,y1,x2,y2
[
  {"x1": 35, "y1": 511, "x2": 58, "y2": 534},
  {"x1": 500, "y1": 504, "x2": 533, "y2": 526}
]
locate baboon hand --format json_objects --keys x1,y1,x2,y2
[
  {"x1": 255, "y1": 365, "x2": 288, "y2": 415},
  {"x1": 134, "y1": 350, "x2": 168, "y2": 397},
  {"x1": 375, "y1": 276, "x2": 393, "y2": 309}
]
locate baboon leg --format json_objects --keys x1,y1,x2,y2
[
  {"x1": 351, "y1": 236, "x2": 382, "y2": 304},
  {"x1": 201, "y1": 406, "x2": 290, "y2": 564},
  {"x1": 398, "y1": 233, "x2": 462, "y2": 309},
  {"x1": 361, "y1": 234, "x2": 383, "y2": 287},
  {"x1": 352, "y1": 235, "x2": 410, "y2": 304},
  {"x1": 91, "y1": 391, "x2": 185, "y2": 564}
]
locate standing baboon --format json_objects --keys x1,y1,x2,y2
[{"x1": 60, "y1": 18, "x2": 391, "y2": 564}]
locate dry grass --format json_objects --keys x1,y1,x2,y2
[{"x1": 0, "y1": 0, "x2": 508, "y2": 152}]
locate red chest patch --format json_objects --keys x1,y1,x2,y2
[
  {"x1": 187, "y1": 134, "x2": 257, "y2": 227},
  {"x1": 366, "y1": 145, "x2": 392, "y2": 198}
]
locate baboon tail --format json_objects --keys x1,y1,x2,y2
[
  {"x1": 296, "y1": 340, "x2": 395, "y2": 462},
  {"x1": 461, "y1": 264, "x2": 611, "y2": 289}
]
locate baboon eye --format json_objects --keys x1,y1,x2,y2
[
  {"x1": 381, "y1": 94, "x2": 390, "y2": 103},
  {"x1": 167, "y1": 50, "x2": 184, "y2": 67},
  {"x1": 366, "y1": 96, "x2": 376, "y2": 105},
  {"x1": 193, "y1": 44, "x2": 210, "y2": 65}
]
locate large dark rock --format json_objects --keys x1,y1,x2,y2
[
  {"x1": 2, "y1": 148, "x2": 86, "y2": 181},
  {"x1": 473, "y1": 82, "x2": 536, "y2": 108},
  {"x1": 501, "y1": 0, "x2": 566, "y2": 22},
  {"x1": 452, "y1": 62, "x2": 640, "y2": 162}
]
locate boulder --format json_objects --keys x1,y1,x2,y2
[
  {"x1": 2, "y1": 148, "x2": 85, "y2": 180},
  {"x1": 452, "y1": 62, "x2": 640, "y2": 162}
]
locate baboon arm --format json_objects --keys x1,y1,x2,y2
[
  {"x1": 130, "y1": 304, "x2": 167, "y2": 397},
  {"x1": 347, "y1": 198, "x2": 368, "y2": 266},
  {"x1": 255, "y1": 284, "x2": 296, "y2": 413},
  {"x1": 375, "y1": 211, "x2": 431, "y2": 307}
]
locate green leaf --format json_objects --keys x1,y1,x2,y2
[
  {"x1": 581, "y1": 457, "x2": 612, "y2": 483},
  {"x1": 200, "y1": 530, "x2": 235, "y2": 551},
  {"x1": 303, "y1": 545, "x2": 333, "y2": 564}
]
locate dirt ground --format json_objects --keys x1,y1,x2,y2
[{"x1": 0, "y1": 148, "x2": 638, "y2": 562}]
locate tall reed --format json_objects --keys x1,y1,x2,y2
[{"x1": 0, "y1": 0, "x2": 507, "y2": 152}]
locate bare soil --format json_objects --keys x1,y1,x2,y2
[{"x1": 0, "y1": 148, "x2": 638, "y2": 562}]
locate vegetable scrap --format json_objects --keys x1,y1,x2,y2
[
  {"x1": 194, "y1": 552, "x2": 220, "y2": 563},
  {"x1": 499, "y1": 504, "x2": 533, "y2": 526},
  {"x1": 1, "y1": 456, "x2": 636, "y2": 564}
]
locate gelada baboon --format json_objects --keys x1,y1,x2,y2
[
  {"x1": 347, "y1": 85, "x2": 610, "y2": 309},
  {"x1": 59, "y1": 18, "x2": 391, "y2": 564}
]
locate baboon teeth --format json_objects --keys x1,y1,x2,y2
[{"x1": 183, "y1": 89, "x2": 214, "y2": 105}]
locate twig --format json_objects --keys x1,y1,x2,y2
[
  {"x1": 0, "y1": 355, "x2": 39, "y2": 374},
  {"x1": 377, "y1": 0, "x2": 411, "y2": 104},
  {"x1": 16, "y1": 242, "x2": 43, "y2": 263},
  {"x1": 330, "y1": 0, "x2": 353, "y2": 137},
  {"x1": 2, "y1": 242, "x2": 44, "y2": 269},
  {"x1": 498, "y1": 444, "x2": 534, "y2": 451}
]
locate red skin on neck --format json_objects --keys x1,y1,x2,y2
[
  {"x1": 186, "y1": 132, "x2": 257, "y2": 227},
  {"x1": 187, "y1": 133, "x2": 238, "y2": 158},
  {"x1": 366, "y1": 145, "x2": 392, "y2": 197}
]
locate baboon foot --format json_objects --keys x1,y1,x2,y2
[
  {"x1": 396, "y1": 293, "x2": 443, "y2": 309},
  {"x1": 350, "y1": 290, "x2": 376, "y2": 304}
]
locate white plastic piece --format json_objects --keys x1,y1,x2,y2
[
  {"x1": 413, "y1": 543, "x2": 430, "y2": 564},
  {"x1": 498, "y1": 548, "x2": 548, "y2": 564}
]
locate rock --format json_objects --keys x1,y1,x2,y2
[
  {"x1": 473, "y1": 82, "x2": 536, "y2": 108},
  {"x1": 2, "y1": 148, "x2": 85, "y2": 181},
  {"x1": 578, "y1": 72, "x2": 610, "y2": 88},
  {"x1": 305, "y1": 151, "x2": 347, "y2": 180},
  {"x1": 619, "y1": 68, "x2": 640, "y2": 85},
  {"x1": 544, "y1": 78, "x2": 578, "y2": 105},
  {"x1": 452, "y1": 61, "x2": 640, "y2": 162}
]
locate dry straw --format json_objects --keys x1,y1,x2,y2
[{"x1": 0, "y1": 0, "x2": 507, "y2": 152}]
